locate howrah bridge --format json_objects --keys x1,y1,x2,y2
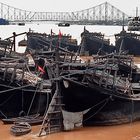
[{"x1": 0, "y1": 2, "x2": 129, "y2": 25}]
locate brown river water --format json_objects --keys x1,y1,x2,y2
[{"x1": 1, "y1": 121, "x2": 140, "y2": 140}]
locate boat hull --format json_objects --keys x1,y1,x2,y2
[
  {"x1": 60, "y1": 80, "x2": 140, "y2": 126},
  {"x1": 116, "y1": 36, "x2": 140, "y2": 56},
  {"x1": 0, "y1": 80, "x2": 48, "y2": 118},
  {"x1": 27, "y1": 32, "x2": 79, "y2": 53},
  {"x1": 81, "y1": 36, "x2": 115, "y2": 55}
]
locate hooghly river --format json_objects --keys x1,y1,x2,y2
[
  {"x1": 1, "y1": 120, "x2": 140, "y2": 140},
  {"x1": 1, "y1": 23, "x2": 140, "y2": 140}
]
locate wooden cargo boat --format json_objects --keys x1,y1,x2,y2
[
  {"x1": 115, "y1": 29, "x2": 140, "y2": 56},
  {"x1": 80, "y1": 27, "x2": 115, "y2": 55},
  {"x1": 26, "y1": 31, "x2": 79, "y2": 53},
  {"x1": 60, "y1": 54, "x2": 140, "y2": 125},
  {"x1": 0, "y1": 41, "x2": 53, "y2": 118}
]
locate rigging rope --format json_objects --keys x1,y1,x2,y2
[
  {"x1": 0, "y1": 84, "x2": 31, "y2": 94},
  {"x1": 83, "y1": 96, "x2": 111, "y2": 122},
  {"x1": 0, "y1": 110, "x2": 7, "y2": 118},
  {"x1": 0, "y1": 93, "x2": 16, "y2": 106},
  {"x1": 26, "y1": 82, "x2": 41, "y2": 116}
]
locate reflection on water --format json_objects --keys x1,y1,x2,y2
[{"x1": 1, "y1": 121, "x2": 140, "y2": 140}]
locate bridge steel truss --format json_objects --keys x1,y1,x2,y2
[{"x1": 0, "y1": 2, "x2": 129, "y2": 24}]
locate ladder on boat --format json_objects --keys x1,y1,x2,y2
[{"x1": 38, "y1": 88, "x2": 64, "y2": 136}]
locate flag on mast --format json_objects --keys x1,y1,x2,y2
[
  {"x1": 57, "y1": 30, "x2": 62, "y2": 48},
  {"x1": 59, "y1": 30, "x2": 62, "y2": 40},
  {"x1": 38, "y1": 65, "x2": 45, "y2": 73}
]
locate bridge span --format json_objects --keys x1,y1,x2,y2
[{"x1": 0, "y1": 2, "x2": 129, "y2": 25}]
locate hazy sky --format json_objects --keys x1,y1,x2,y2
[{"x1": 1, "y1": 0, "x2": 140, "y2": 16}]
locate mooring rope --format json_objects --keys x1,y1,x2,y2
[
  {"x1": 0, "y1": 94, "x2": 16, "y2": 106},
  {"x1": 26, "y1": 82, "x2": 41, "y2": 116},
  {"x1": 0, "y1": 110, "x2": 7, "y2": 118},
  {"x1": 83, "y1": 96, "x2": 111, "y2": 122}
]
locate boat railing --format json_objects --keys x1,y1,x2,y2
[{"x1": 90, "y1": 56, "x2": 132, "y2": 94}]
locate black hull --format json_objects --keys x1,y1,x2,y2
[
  {"x1": 81, "y1": 36, "x2": 115, "y2": 55},
  {"x1": 0, "y1": 81, "x2": 48, "y2": 118},
  {"x1": 27, "y1": 33, "x2": 79, "y2": 53},
  {"x1": 84, "y1": 98, "x2": 140, "y2": 126},
  {"x1": 80, "y1": 28, "x2": 115, "y2": 55},
  {"x1": 61, "y1": 80, "x2": 140, "y2": 126},
  {"x1": 116, "y1": 36, "x2": 140, "y2": 56}
]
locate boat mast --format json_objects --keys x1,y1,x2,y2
[
  {"x1": 122, "y1": 13, "x2": 125, "y2": 31},
  {"x1": 136, "y1": 7, "x2": 138, "y2": 17}
]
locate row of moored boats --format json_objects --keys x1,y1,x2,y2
[{"x1": 1, "y1": 27, "x2": 140, "y2": 136}]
